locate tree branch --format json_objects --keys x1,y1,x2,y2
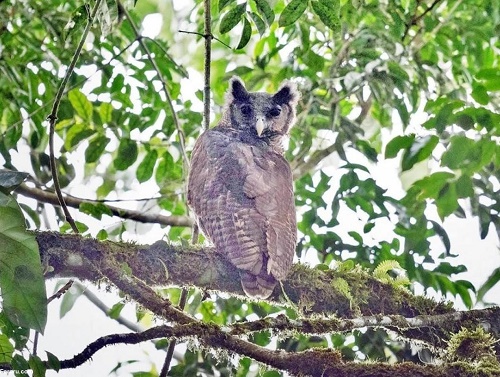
[
  {"x1": 16, "y1": 184, "x2": 192, "y2": 227},
  {"x1": 32, "y1": 232, "x2": 500, "y2": 375},
  {"x1": 2, "y1": 312, "x2": 498, "y2": 375},
  {"x1": 37, "y1": 232, "x2": 452, "y2": 319}
]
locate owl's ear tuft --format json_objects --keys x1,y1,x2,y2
[
  {"x1": 273, "y1": 81, "x2": 300, "y2": 106},
  {"x1": 228, "y1": 76, "x2": 250, "y2": 102}
]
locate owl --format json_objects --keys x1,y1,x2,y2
[{"x1": 187, "y1": 76, "x2": 299, "y2": 299}]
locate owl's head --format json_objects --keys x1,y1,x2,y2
[{"x1": 222, "y1": 76, "x2": 300, "y2": 144}]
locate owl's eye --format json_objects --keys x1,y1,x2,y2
[
  {"x1": 268, "y1": 106, "x2": 281, "y2": 117},
  {"x1": 240, "y1": 104, "x2": 253, "y2": 116}
]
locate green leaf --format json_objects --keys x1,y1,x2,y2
[
  {"x1": 0, "y1": 333, "x2": 14, "y2": 363},
  {"x1": 79, "y1": 202, "x2": 113, "y2": 220},
  {"x1": 454, "y1": 280, "x2": 475, "y2": 309},
  {"x1": 236, "y1": 17, "x2": 252, "y2": 49},
  {"x1": 402, "y1": 135, "x2": 439, "y2": 171},
  {"x1": 0, "y1": 193, "x2": 47, "y2": 333},
  {"x1": 434, "y1": 101, "x2": 463, "y2": 133},
  {"x1": 0, "y1": 170, "x2": 29, "y2": 194},
  {"x1": 478, "y1": 203, "x2": 491, "y2": 239},
  {"x1": 311, "y1": 0, "x2": 340, "y2": 31},
  {"x1": 68, "y1": 89, "x2": 93, "y2": 122},
  {"x1": 302, "y1": 49, "x2": 325, "y2": 71},
  {"x1": 219, "y1": 3, "x2": 246, "y2": 34},
  {"x1": 477, "y1": 268, "x2": 500, "y2": 303},
  {"x1": 249, "y1": 12, "x2": 266, "y2": 35},
  {"x1": 429, "y1": 220, "x2": 450, "y2": 255},
  {"x1": 471, "y1": 84, "x2": 489, "y2": 105},
  {"x1": 114, "y1": 138, "x2": 138, "y2": 171},
  {"x1": 254, "y1": 0, "x2": 274, "y2": 25},
  {"x1": 98, "y1": 102, "x2": 113, "y2": 124},
  {"x1": 29, "y1": 354, "x2": 46, "y2": 377},
  {"x1": 45, "y1": 352, "x2": 61, "y2": 372},
  {"x1": 136, "y1": 149, "x2": 158, "y2": 183},
  {"x1": 440, "y1": 135, "x2": 492, "y2": 172},
  {"x1": 414, "y1": 172, "x2": 455, "y2": 199},
  {"x1": 59, "y1": 282, "x2": 83, "y2": 319},
  {"x1": 108, "y1": 302, "x2": 125, "y2": 319},
  {"x1": 279, "y1": 0, "x2": 308, "y2": 27},
  {"x1": 435, "y1": 182, "x2": 458, "y2": 219},
  {"x1": 483, "y1": 77, "x2": 500, "y2": 91},
  {"x1": 85, "y1": 136, "x2": 110, "y2": 163},
  {"x1": 355, "y1": 140, "x2": 378, "y2": 162},
  {"x1": 455, "y1": 174, "x2": 474, "y2": 198},
  {"x1": 476, "y1": 68, "x2": 500, "y2": 80},
  {"x1": 219, "y1": 0, "x2": 236, "y2": 12},
  {"x1": 64, "y1": 123, "x2": 95, "y2": 151},
  {"x1": 385, "y1": 135, "x2": 414, "y2": 158}
]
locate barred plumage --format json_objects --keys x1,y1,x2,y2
[{"x1": 187, "y1": 77, "x2": 299, "y2": 298}]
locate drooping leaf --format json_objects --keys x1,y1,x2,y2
[
  {"x1": 68, "y1": 89, "x2": 93, "y2": 122},
  {"x1": 219, "y1": 0, "x2": 236, "y2": 12},
  {"x1": 477, "y1": 268, "x2": 500, "y2": 303},
  {"x1": 311, "y1": 0, "x2": 340, "y2": 31},
  {"x1": 114, "y1": 138, "x2": 138, "y2": 171},
  {"x1": 219, "y1": 3, "x2": 247, "y2": 34},
  {"x1": 249, "y1": 12, "x2": 266, "y2": 35},
  {"x1": 79, "y1": 202, "x2": 114, "y2": 220},
  {"x1": 98, "y1": 102, "x2": 113, "y2": 124},
  {"x1": 471, "y1": 84, "x2": 490, "y2": 105},
  {"x1": 385, "y1": 135, "x2": 414, "y2": 159},
  {"x1": 59, "y1": 282, "x2": 84, "y2": 319},
  {"x1": 29, "y1": 354, "x2": 46, "y2": 377},
  {"x1": 136, "y1": 149, "x2": 158, "y2": 183},
  {"x1": 429, "y1": 220, "x2": 451, "y2": 256},
  {"x1": 402, "y1": 135, "x2": 439, "y2": 171},
  {"x1": 236, "y1": 17, "x2": 252, "y2": 49},
  {"x1": 254, "y1": 0, "x2": 274, "y2": 25},
  {"x1": 0, "y1": 170, "x2": 29, "y2": 194},
  {"x1": 85, "y1": 136, "x2": 110, "y2": 163},
  {"x1": 0, "y1": 193, "x2": 47, "y2": 333},
  {"x1": 108, "y1": 302, "x2": 126, "y2": 319},
  {"x1": 279, "y1": 0, "x2": 307, "y2": 27},
  {"x1": 45, "y1": 352, "x2": 61, "y2": 372},
  {"x1": 435, "y1": 182, "x2": 458, "y2": 219},
  {"x1": 0, "y1": 334, "x2": 14, "y2": 363}
]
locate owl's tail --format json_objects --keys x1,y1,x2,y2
[{"x1": 240, "y1": 271, "x2": 277, "y2": 299}]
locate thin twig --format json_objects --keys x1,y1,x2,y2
[
  {"x1": 203, "y1": 0, "x2": 212, "y2": 131},
  {"x1": 121, "y1": 6, "x2": 189, "y2": 172},
  {"x1": 178, "y1": 30, "x2": 231, "y2": 50},
  {"x1": 15, "y1": 183, "x2": 193, "y2": 227},
  {"x1": 159, "y1": 288, "x2": 190, "y2": 377},
  {"x1": 47, "y1": 0, "x2": 105, "y2": 233},
  {"x1": 402, "y1": 0, "x2": 445, "y2": 40},
  {"x1": 47, "y1": 279, "x2": 74, "y2": 304}
]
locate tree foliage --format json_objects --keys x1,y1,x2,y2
[{"x1": 0, "y1": 0, "x2": 499, "y2": 375}]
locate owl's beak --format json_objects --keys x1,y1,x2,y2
[{"x1": 256, "y1": 118, "x2": 265, "y2": 137}]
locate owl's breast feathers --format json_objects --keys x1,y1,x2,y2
[{"x1": 187, "y1": 127, "x2": 297, "y2": 298}]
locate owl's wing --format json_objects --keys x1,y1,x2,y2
[
  {"x1": 241, "y1": 146, "x2": 297, "y2": 281},
  {"x1": 188, "y1": 130, "x2": 267, "y2": 276},
  {"x1": 188, "y1": 129, "x2": 296, "y2": 296}
]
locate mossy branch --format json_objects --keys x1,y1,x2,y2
[{"x1": 34, "y1": 232, "x2": 500, "y2": 374}]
